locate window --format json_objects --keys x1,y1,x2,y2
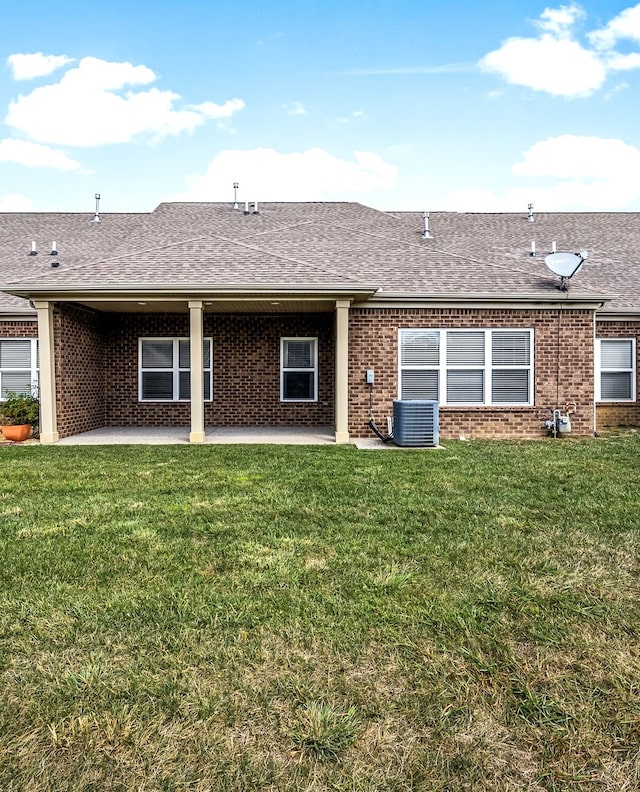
[
  {"x1": 0, "y1": 339, "x2": 39, "y2": 399},
  {"x1": 139, "y1": 338, "x2": 212, "y2": 402},
  {"x1": 596, "y1": 338, "x2": 636, "y2": 401},
  {"x1": 399, "y1": 329, "x2": 533, "y2": 405},
  {"x1": 281, "y1": 338, "x2": 317, "y2": 401}
]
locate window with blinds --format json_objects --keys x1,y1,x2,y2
[
  {"x1": 399, "y1": 329, "x2": 533, "y2": 405},
  {"x1": 0, "y1": 339, "x2": 39, "y2": 399},
  {"x1": 139, "y1": 338, "x2": 212, "y2": 401},
  {"x1": 597, "y1": 338, "x2": 635, "y2": 401},
  {"x1": 281, "y1": 338, "x2": 318, "y2": 401}
]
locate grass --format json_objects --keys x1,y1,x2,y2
[{"x1": 0, "y1": 436, "x2": 639, "y2": 791}]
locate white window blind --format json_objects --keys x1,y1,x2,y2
[
  {"x1": 139, "y1": 338, "x2": 212, "y2": 402},
  {"x1": 0, "y1": 339, "x2": 39, "y2": 399},
  {"x1": 490, "y1": 330, "x2": 531, "y2": 403},
  {"x1": 399, "y1": 329, "x2": 533, "y2": 406},
  {"x1": 401, "y1": 370, "x2": 439, "y2": 400},
  {"x1": 446, "y1": 331, "x2": 484, "y2": 365},
  {"x1": 281, "y1": 338, "x2": 318, "y2": 401},
  {"x1": 597, "y1": 339, "x2": 635, "y2": 401},
  {"x1": 400, "y1": 330, "x2": 439, "y2": 365}
]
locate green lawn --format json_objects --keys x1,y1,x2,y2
[{"x1": 1, "y1": 437, "x2": 639, "y2": 791}]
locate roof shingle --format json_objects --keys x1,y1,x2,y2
[{"x1": 0, "y1": 202, "x2": 637, "y2": 309}]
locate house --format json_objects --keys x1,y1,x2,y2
[{"x1": 0, "y1": 201, "x2": 638, "y2": 443}]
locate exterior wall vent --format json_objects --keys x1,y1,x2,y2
[{"x1": 393, "y1": 399, "x2": 439, "y2": 447}]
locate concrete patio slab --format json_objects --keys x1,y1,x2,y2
[
  {"x1": 352, "y1": 437, "x2": 446, "y2": 450},
  {"x1": 55, "y1": 426, "x2": 336, "y2": 445}
]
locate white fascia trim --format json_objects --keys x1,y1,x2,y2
[
  {"x1": 596, "y1": 310, "x2": 640, "y2": 321},
  {"x1": 2, "y1": 284, "x2": 380, "y2": 300},
  {"x1": 363, "y1": 298, "x2": 608, "y2": 310},
  {"x1": 0, "y1": 312, "x2": 37, "y2": 320}
]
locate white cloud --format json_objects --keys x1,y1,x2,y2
[
  {"x1": 479, "y1": 34, "x2": 605, "y2": 96},
  {"x1": 171, "y1": 147, "x2": 398, "y2": 202},
  {"x1": 0, "y1": 139, "x2": 81, "y2": 170},
  {"x1": 479, "y1": 3, "x2": 640, "y2": 98},
  {"x1": 536, "y1": 3, "x2": 585, "y2": 36},
  {"x1": 194, "y1": 99, "x2": 246, "y2": 119},
  {"x1": 0, "y1": 193, "x2": 33, "y2": 211},
  {"x1": 283, "y1": 101, "x2": 308, "y2": 116},
  {"x1": 588, "y1": 3, "x2": 640, "y2": 49},
  {"x1": 439, "y1": 135, "x2": 640, "y2": 211},
  {"x1": 7, "y1": 52, "x2": 74, "y2": 80},
  {"x1": 5, "y1": 56, "x2": 245, "y2": 147},
  {"x1": 605, "y1": 51, "x2": 640, "y2": 71},
  {"x1": 512, "y1": 134, "x2": 640, "y2": 179}
]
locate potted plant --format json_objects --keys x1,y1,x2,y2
[{"x1": 0, "y1": 390, "x2": 40, "y2": 442}]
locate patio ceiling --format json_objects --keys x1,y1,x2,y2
[{"x1": 65, "y1": 296, "x2": 345, "y2": 314}]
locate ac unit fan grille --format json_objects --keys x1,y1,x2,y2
[{"x1": 393, "y1": 400, "x2": 439, "y2": 447}]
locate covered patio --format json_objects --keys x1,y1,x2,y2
[{"x1": 30, "y1": 293, "x2": 366, "y2": 445}]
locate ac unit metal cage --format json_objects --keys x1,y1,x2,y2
[{"x1": 393, "y1": 400, "x2": 439, "y2": 447}]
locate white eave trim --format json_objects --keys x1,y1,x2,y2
[
  {"x1": 595, "y1": 308, "x2": 640, "y2": 319},
  {"x1": 1, "y1": 284, "x2": 381, "y2": 301},
  {"x1": 0, "y1": 311, "x2": 37, "y2": 320},
  {"x1": 362, "y1": 293, "x2": 610, "y2": 310}
]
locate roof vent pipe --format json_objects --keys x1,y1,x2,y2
[
  {"x1": 527, "y1": 203, "x2": 534, "y2": 222},
  {"x1": 530, "y1": 240, "x2": 536, "y2": 257},
  {"x1": 30, "y1": 240, "x2": 37, "y2": 256},
  {"x1": 552, "y1": 241, "x2": 557, "y2": 253},
  {"x1": 92, "y1": 193, "x2": 101, "y2": 223},
  {"x1": 233, "y1": 182, "x2": 239, "y2": 209},
  {"x1": 422, "y1": 211, "x2": 431, "y2": 239},
  {"x1": 253, "y1": 201, "x2": 260, "y2": 215},
  {"x1": 244, "y1": 200, "x2": 250, "y2": 215}
]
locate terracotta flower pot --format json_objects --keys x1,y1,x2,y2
[{"x1": 1, "y1": 424, "x2": 32, "y2": 442}]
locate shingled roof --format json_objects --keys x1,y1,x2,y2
[{"x1": 1, "y1": 201, "x2": 637, "y2": 313}]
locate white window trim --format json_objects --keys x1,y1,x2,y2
[
  {"x1": 595, "y1": 337, "x2": 636, "y2": 402},
  {"x1": 0, "y1": 338, "x2": 39, "y2": 399},
  {"x1": 280, "y1": 337, "x2": 318, "y2": 402},
  {"x1": 138, "y1": 337, "x2": 213, "y2": 403},
  {"x1": 398, "y1": 328, "x2": 534, "y2": 406}
]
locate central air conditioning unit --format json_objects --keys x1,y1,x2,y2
[{"x1": 393, "y1": 400, "x2": 439, "y2": 447}]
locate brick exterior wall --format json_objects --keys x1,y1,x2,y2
[
  {"x1": 98, "y1": 312, "x2": 335, "y2": 430},
  {"x1": 595, "y1": 319, "x2": 640, "y2": 429},
  {"x1": 36, "y1": 303, "x2": 604, "y2": 441},
  {"x1": 50, "y1": 308, "x2": 334, "y2": 438},
  {"x1": 0, "y1": 319, "x2": 39, "y2": 417},
  {"x1": 0, "y1": 319, "x2": 38, "y2": 339},
  {"x1": 348, "y1": 307, "x2": 596, "y2": 439},
  {"x1": 54, "y1": 305, "x2": 107, "y2": 437}
]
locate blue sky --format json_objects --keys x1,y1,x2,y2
[{"x1": 1, "y1": 0, "x2": 640, "y2": 213}]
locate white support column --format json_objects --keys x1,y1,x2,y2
[
  {"x1": 188, "y1": 301, "x2": 205, "y2": 443},
  {"x1": 34, "y1": 301, "x2": 59, "y2": 444},
  {"x1": 334, "y1": 300, "x2": 350, "y2": 444}
]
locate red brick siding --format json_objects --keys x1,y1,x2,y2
[
  {"x1": 54, "y1": 305, "x2": 107, "y2": 438},
  {"x1": 348, "y1": 308, "x2": 596, "y2": 439},
  {"x1": 0, "y1": 319, "x2": 38, "y2": 339},
  {"x1": 44, "y1": 304, "x2": 603, "y2": 440},
  {"x1": 102, "y1": 313, "x2": 334, "y2": 428},
  {"x1": 595, "y1": 319, "x2": 640, "y2": 428}
]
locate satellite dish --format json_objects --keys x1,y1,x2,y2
[{"x1": 544, "y1": 252, "x2": 586, "y2": 290}]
